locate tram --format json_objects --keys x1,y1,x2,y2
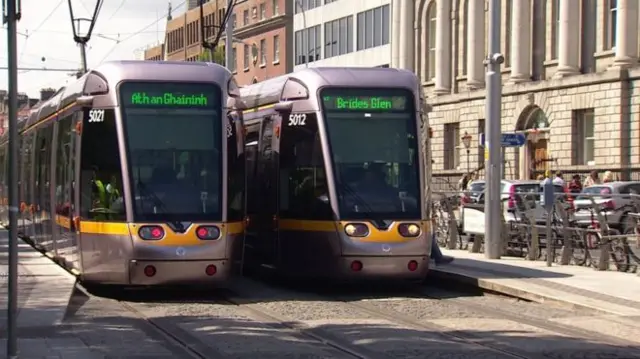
[
  {"x1": 239, "y1": 67, "x2": 432, "y2": 280},
  {"x1": 0, "y1": 60, "x2": 246, "y2": 286}
]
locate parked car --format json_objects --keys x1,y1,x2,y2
[
  {"x1": 572, "y1": 181, "x2": 640, "y2": 232},
  {"x1": 460, "y1": 179, "x2": 568, "y2": 235}
]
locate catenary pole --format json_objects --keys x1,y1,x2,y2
[{"x1": 484, "y1": 0, "x2": 503, "y2": 259}]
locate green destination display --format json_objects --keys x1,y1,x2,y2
[
  {"x1": 322, "y1": 94, "x2": 409, "y2": 111},
  {"x1": 129, "y1": 92, "x2": 209, "y2": 106},
  {"x1": 121, "y1": 82, "x2": 219, "y2": 108}
]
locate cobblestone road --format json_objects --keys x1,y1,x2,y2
[{"x1": 10, "y1": 277, "x2": 640, "y2": 359}]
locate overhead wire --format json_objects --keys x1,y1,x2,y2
[
  {"x1": 105, "y1": 0, "x2": 127, "y2": 23},
  {"x1": 96, "y1": 0, "x2": 187, "y2": 65},
  {"x1": 18, "y1": 0, "x2": 65, "y2": 64}
]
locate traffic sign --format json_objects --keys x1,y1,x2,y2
[{"x1": 479, "y1": 132, "x2": 526, "y2": 147}]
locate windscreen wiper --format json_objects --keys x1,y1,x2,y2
[{"x1": 136, "y1": 181, "x2": 184, "y2": 232}]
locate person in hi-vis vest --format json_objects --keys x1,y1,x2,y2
[{"x1": 91, "y1": 166, "x2": 109, "y2": 220}]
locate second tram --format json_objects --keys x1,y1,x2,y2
[
  {"x1": 239, "y1": 67, "x2": 432, "y2": 280},
  {"x1": 0, "y1": 60, "x2": 246, "y2": 286}
]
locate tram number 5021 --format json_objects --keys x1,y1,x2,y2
[
  {"x1": 88, "y1": 109, "x2": 105, "y2": 123},
  {"x1": 288, "y1": 113, "x2": 307, "y2": 126}
]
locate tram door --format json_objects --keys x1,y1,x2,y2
[{"x1": 256, "y1": 116, "x2": 280, "y2": 267}]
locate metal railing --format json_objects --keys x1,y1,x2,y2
[{"x1": 430, "y1": 191, "x2": 640, "y2": 276}]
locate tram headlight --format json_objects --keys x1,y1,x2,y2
[
  {"x1": 344, "y1": 223, "x2": 369, "y2": 237},
  {"x1": 398, "y1": 223, "x2": 421, "y2": 237},
  {"x1": 196, "y1": 225, "x2": 221, "y2": 240}
]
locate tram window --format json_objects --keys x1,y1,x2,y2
[
  {"x1": 257, "y1": 119, "x2": 276, "y2": 213},
  {"x1": 279, "y1": 114, "x2": 332, "y2": 220},
  {"x1": 79, "y1": 109, "x2": 125, "y2": 222},
  {"x1": 20, "y1": 133, "x2": 35, "y2": 211},
  {"x1": 245, "y1": 130, "x2": 259, "y2": 215},
  {"x1": 226, "y1": 113, "x2": 245, "y2": 221},
  {"x1": 34, "y1": 124, "x2": 54, "y2": 219},
  {"x1": 54, "y1": 115, "x2": 75, "y2": 218}
]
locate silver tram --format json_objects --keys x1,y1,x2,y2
[
  {"x1": 0, "y1": 60, "x2": 246, "y2": 286},
  {"x1": 239, "y1": 67, "x2": 432, "y2": 280}
]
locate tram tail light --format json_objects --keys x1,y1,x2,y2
[
  {"x1": 144, "y1": 265, "x2": 156, "y2": 277},
  {"x1": 350, "y1": 260, "x2": 363, "y2": 272},
  {"x1": 398, "y1": 223, "x2": 421, "y2": 237},
  {"x1": 138, "y1": 226, "x2": 165, "y2": 240},
  {"x1": 196, "y1": 226, "x2": 221, "y2": 240},
  {"x1": 408, "y1": 260, "x2": 418, "y2": 272},
  {"x1": 205, "y1": 264, "x2": 217, "y2": 276},
  {"x1": 344, "y1": 223, "x2": 369, "y2": 237}
]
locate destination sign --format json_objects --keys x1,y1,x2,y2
[
  {"x1": 320, "y1": 89, "x2": 411, "y2": 112},
  {"x1": 120, "y1": 82, "x2": 219, "y2": 108}
]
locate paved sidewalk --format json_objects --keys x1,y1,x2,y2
[
  {"x1": 429, "y1": 247, "x2": 640, "y2": 316},
  {"x1": 0, "y1": 229, "x2": 104, "y2": 358}
]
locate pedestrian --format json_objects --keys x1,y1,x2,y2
[
  {"x1": 568, "y1": 174, "x2": 582, "y2": 193},
  {"x1": 552, "y1": 171, "x2": 565, "y2": 187},
  {"x1": 583, "y1": 170, "x2": 600, "y2": 188},
  {"x1": 602, "y1": 171, "x2": 614, "y2": 183}
]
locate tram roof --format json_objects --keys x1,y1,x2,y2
[
  {"x1": 2, "y1": 60, "x2": 235, "y2": 142},
  {"x1": 239, "y1": 66, "x2": 420, "y2": 110}
]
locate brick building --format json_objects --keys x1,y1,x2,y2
[
  {"x1": 144, "y1": 0, "x2": 292, "y2": 86},
  {"x1": 390, "y1": 0, "x2": 640, "y2": 189}
]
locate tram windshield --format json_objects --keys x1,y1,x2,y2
[
  {"x1": 320, "y1": 87, "x2": 421, "y2": 219},
  {"x1": 119, "y1": 82, "x2": 223, "y2": 221}
]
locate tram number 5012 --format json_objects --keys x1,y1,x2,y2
[
  {"x1": 288, "y1": 113, "x2": 307, "y2": 126},
  {"x1": 88, "y1": 109, "x2": 105, "y2": 123}
]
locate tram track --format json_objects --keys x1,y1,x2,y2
[{"x1": 79, "y1": 282, "x2": 382, "y2": 359}]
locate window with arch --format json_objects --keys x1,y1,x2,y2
[
  {"x1": 605, "y1": 0, "x2": 617, "y2": 50},
  {"x1": 426, "y1": 2, "x2": 437, "y2": 80}
]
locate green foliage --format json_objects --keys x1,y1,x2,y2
[{"x1": 198, "y1": 46, "x2": 225, "y2": 65}]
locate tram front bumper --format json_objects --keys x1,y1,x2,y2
[
  {"x1": 337, "y1": 255, "x2": 429, "y2": 279},
  {"x1": 128, "y1": 259, "x2": 231, "y2": 285}
]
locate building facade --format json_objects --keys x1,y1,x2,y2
[
  {"x1": 143, "y1": 0, "x2": 293, "y2": 86},
  {"x1": 293, "y1": 0, "x2": 391, "y2": 70},
  {"x1": 391, "y1": 0, "x2": 640, "y2": 189}
]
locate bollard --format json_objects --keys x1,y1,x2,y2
[
  {"x1": 446, "y1": 197, "x2": 460, "y2": 250},
  {"x1": 524, "y1": 198, "x2": 539, "y2": 261},
  {"x1": 542, "y1": 178, "x2": 555, "y2": 267},
  {"x1": 556, "y1": 202, "x2": 573, "y2": 265},
  {"x1": 589, "y1": 198, "x2": 610, "y2": 271}
]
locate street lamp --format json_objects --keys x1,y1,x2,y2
[
  {"x1": 67, "y1": 0, "x2": 103, "y2": 74},
  {"x1": 461, "y1": 131, "x2": 472, "y2": 174}
]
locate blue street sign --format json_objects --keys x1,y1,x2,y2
[{"x1": 479, "y1": 132, "x2": 526, "y2": 148}]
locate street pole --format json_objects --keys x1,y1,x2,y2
[
  {"x1": 484, "y1": 0, "x2": 504, "y2": 259},
  {"x1": 224, "y1": 7, "x2": 233, "y2": 68},
  {"x1": 4, "y1": 0, "x2": 20, "y2": 356}
]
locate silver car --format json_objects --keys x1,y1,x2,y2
[{"x1": 572, "y1": 181, "x2": 640, "y2": 232}]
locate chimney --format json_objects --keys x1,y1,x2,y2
[{"x1": 40, "y1": 88, "x2": 56, "y2": 101}]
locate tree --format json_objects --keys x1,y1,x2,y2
[{"x1": 198, "y1": 46, "x2": 225, "y2": 65}]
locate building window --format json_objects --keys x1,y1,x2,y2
[
  {"x1": 477, "y1": 119, "x2": 485, "y2": 167},
  {"x1": 572, "y1": 109, "x2": 595, "y2": 165},
  {"x1": 252, "y1": 6, "x2": 257, "y2": 18},
  {"x1": 605, "y1": 0, "x2": 617, "y2": 50},
  {"x1": 231, "y1": 13, "x2": 237, "y2": 28},
  {"x1": 444, "y1": 123, "x2": 460, "y2": 170},
  {"x1": 426, "y1": 2, "x2": 436, "y2": 80},
  {"x1": 273, "y1": 35, "x2": 280, "y2": 62},
  {"x1": 356, "y1": 5, "x2": 390, "y2": 51},
  {"x1": 243, "y1": 9, "x2": 249, "y2": 26},
  {"x1": 324, "y1": 15, "x2": 353, "y2": 59},
  {"x1": 243, "y1": 44, "x2": 250, "y2": 69},
  {"x1": 325, "y1": 0, "x2": 337, "y2": 3},
  {"x1": 259, "y1": 3, "x2": 266, "y2": 20},
  {"x1": 272, "y1": 0, "x2": 279, "y2": 15},
  {"x1": 231, "y1": 47, "x2": 237, "y2": 72},
  {"x1": 295, "y1": 0, "x2": 320, "y2": 13},
  {"x1": 294, "y1": 24, "x2": 321, "y2": 65},
  {"x1": 551, "y1": 0, "x2": 560, "y2": 59},
  {"x1": 260, "y1": 39, "x2": 267, "y2": 65}
]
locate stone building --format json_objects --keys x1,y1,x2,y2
[{"x1": 392, "y1": 0, "x2": 640, "y2": 189}]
